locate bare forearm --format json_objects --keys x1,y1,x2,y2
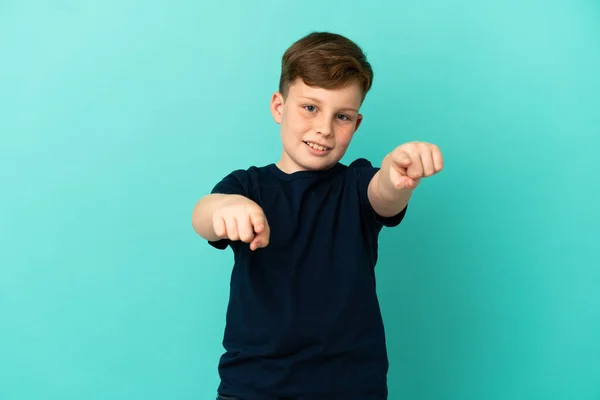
[
  {"x1": 368, "y1": 154, "x2": 414, "y2": 217},
  {"x1": 367, "y1": 142, "x2": 443, "y2": 217},
  {"x1": 191, "y1": 194, "x2": 238, "y2": 241}
]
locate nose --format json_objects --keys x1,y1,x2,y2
[{"x1": 316, "y1": 115, "x2": 333, "y2": 137}]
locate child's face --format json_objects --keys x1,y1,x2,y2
[{"x1": 270, "y1": 78, "x2": 364, "y2": 173}]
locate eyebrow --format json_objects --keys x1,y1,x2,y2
[{"x1": 300, "y1": 96, "x2": 359, "y2": 113}]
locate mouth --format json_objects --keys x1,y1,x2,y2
[{"x1": 303, "y1": 140, "x2": 331, "y2": 153}]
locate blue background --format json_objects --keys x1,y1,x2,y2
[{"x1": 1, "y1": 1, "x2": 599, "y2": 399}]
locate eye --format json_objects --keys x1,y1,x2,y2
[
  {"x1": 304, "y1": 105, "x2": 317, "y2": 112},
  {"x1": 337, "y1": 114, "x2": 351, "y2": 121}
]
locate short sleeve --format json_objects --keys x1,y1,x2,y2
[
  {"x1": 208, "y1": 169, "x2": 251, "y2": 250},
  {"x1": 211, "y1": 169, "x2": 249, "y2": 196},
  {"x1": 350, "y1": 158, "x2": 407, "y2": 228}
]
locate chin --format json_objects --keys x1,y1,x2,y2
[
  {"x1": 282, "y1": 144, "x2": 344, "y2": 172},
  {"x1": 302, "y1": 158, "x2": 339, "y2": 171}
]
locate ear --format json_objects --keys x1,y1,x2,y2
[
  {"x1": 270, "y1": 92, "x2": 284, "y2": 124},
  {"x1": 354, "y1": 113, "x2": 364, "y2": 132}
]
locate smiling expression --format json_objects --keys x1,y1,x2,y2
[{"x1": 270, "y1": 78, "x2": 364, "y2": 173}]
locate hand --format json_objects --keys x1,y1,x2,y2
[
  {"x1": 212, "y1": 195, "x2": 270, "y2": 251},
  {"x1": 389, "y1": 142, "x2": 443, "y2": 189}
]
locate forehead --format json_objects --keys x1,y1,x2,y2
[{"x1": 287, "y1": 78, "x2": 363, "y2": 109}]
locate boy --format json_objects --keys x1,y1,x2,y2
[{"x1": 192, "y1": 32, "x2": 443, "y2": 400}]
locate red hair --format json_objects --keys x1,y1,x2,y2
[{"x1": 279, "y1": 32, "x2": 373, "y2": 100}]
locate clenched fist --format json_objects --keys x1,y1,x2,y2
[
  {"x1": 388, "y1": 142, "x2": 443, "y2": 189},
  {"x1": 212, "y1": 195, "x2": 270, "y2": 251}
]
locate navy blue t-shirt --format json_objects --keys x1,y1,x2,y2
[{"x1": 208, "y1": 158, "x2": 407, "y2": 400}]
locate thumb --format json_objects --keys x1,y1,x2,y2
[{"x1": 392, "y1": 151, "x2": 412, "y2": 168}]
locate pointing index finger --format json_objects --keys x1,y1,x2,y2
[{"x1": 250, "y1": 211, "x2": 266, "y2": 234}]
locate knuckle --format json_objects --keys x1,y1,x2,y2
[{"x1": 227, "y1": 229, "x2": 239, "y2": 240}]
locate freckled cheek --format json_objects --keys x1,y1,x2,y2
[
  {"x1": 334, "y1": 127, "x2": 355, "y2": 147},
  {"x1": 289, "y1": 114, "x2": 312, "y2": 134},
  {"x1": 282, "y1": 114, "x2": 310, "y2": 144}
]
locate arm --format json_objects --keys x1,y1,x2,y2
[
  {"x1": 368, "y1": 142, "x2": 444, "y2": 218},
  {"x1": 192, "y1": 194, "x2": 270, "y2": 251},
  {"x1": 192, "y1": 194, "x2": 236, "y2": 242}
]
